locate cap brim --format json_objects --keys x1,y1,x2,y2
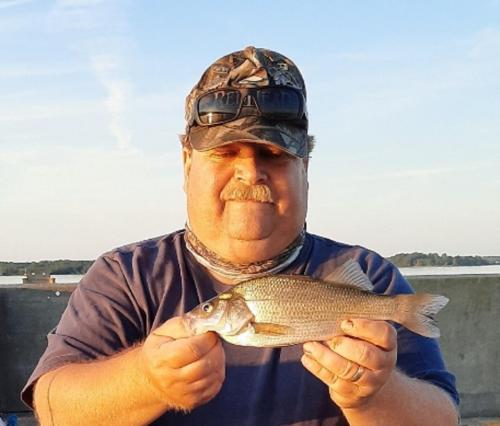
[{"x1": 188, "y1": 118, "x2": 308, "y2": 158}]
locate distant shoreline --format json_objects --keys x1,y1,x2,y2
[
  {"x1": 1, "y1": 254, "x2": 500, "y2": 276},
  {"x1": 2, "y1": 265, "x2": 500, "y2": 284},
  {"x1": 387, "y1": 253, "x2": 500, "y2": 268},
  {"x1": 0, "y1": 260, "x2": 93, "y2": 276}
]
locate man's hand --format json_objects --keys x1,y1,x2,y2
[
  {"x1": 139, "y1": 317, "x2": 226, "y2": 412},
  {"x1": 301, "y1": 319, "x2": 397, "y2": 410}
]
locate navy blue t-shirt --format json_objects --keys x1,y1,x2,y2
[{"x1": 22, "y1": 231, "x2": 458, "y2": 425}]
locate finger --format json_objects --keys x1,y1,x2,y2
[
  {"x1": 340, "y1": 319, "x2": 397, "y2": 351},
  {"x1": 178, "y1": 340, "x2": 225, "y2": 383},
  {"x1": 160, "y1": 332, "x2": 220, "y2": 369},
  {"x1": 198, "y1": 373, "x2": 225, "y2": 405},
  {"x1": 327, "y1": 373, "x2": 359, "y2": 396},
  {"x1": 179, "y1": 371, "x2": 225, "y2": 409},
  {"x1": 301, "y1": 353, "x2": 339, "y2": 387},
  {"x1": 327, "y1": 336, "x2": 395, "y2": 371},
  {"x1": 301, "y1": 351, "x2": 368, "y2": 395},
  {"x1": 304, "y1": 342, "x2": 365, "y2": 381},
  {"x1": 328, "y1": 378, "x2": 361, "y2": 408},
  {"x1": 152, "y1": 316, "x2": 193, "y2": 339},
  {"x1": 187, "y1": 370, "x2": 225, "y2": 394},
  {"x1": 302, "y1": 351, "x2": 387, "y2": 410}
]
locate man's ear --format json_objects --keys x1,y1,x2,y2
[
  {"x1": 302, "y1": 157, "x2": 309, "y2": 190},
  {"x1": 182, "y1": 147, "x2": 192, "y2": 193},
  {"x1": 302, "y1": 157, "x2": 309, "y2": 173}
]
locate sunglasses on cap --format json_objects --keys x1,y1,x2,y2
[{"x1": 189, "y1": 87, "x2": 308, "y2": 128}]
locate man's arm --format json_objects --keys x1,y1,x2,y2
[
  {"x1": 341, "y1": 369, "x2": 459, "y2": 426},
  {"x1": 302, "y1": 318, "x2": 458, "y2": 426},
  {"x1": 34, "y1": 346, "x2": 167, "y2": 426},
  {"x1": 33, "y1": 318, "x2": 225, "y2": 426}
]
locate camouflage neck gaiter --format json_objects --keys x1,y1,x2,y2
[{"x1": 184, "y1": 225, "x2": 305, "y2": 283}]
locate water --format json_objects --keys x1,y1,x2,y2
[
  {"x1": 1, "y1": 265, "x2": 500, "y2": 285},
  {"x1": 399, "y1": 264, "x2": 500, "y2": 276}
]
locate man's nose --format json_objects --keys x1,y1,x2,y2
[{"x1": 234, "y1": 156, "x2": 268, "y2": 184}]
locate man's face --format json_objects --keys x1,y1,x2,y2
[{"x1": 183, "y1": 141, "x2": 308, "y2": 263}]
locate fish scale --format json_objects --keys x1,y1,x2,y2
[
  {"x1": 184, "y1": 260, "x2": 449, "y2": 347},
  {"x1": 225, "y1": 276, "x2": 397, "y2": 346}
]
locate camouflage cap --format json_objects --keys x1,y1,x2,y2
[{"x1": 184, "y1": 46, "x2": 308, "y2": 158}]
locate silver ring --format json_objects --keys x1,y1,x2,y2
[{"x1": 348, "y1": 365, "x2": 364, "y2": 382}]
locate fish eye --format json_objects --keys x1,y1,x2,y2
[{"x1": 201, "y1": 302, "x2": 213, "y2": 313}]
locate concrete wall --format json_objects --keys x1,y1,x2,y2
[
  {"x1": 0, "y1": 285, "x2": 75, "y2": 413},
  {"x1": 0, "y1": 275, "x2": 499, "y2": 418},
  {"x1": 410, "y1": 275, "x2": 500, "y2": 418}
]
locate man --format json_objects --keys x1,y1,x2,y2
[{"x1": 23, "y1": 46, "x2": 459, "y2": 425}]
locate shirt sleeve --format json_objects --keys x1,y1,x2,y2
[{"x1": 21, "y1": 254, "x2": 146, "y2": 409}]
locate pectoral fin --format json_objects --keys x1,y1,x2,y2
[{"x1": 253, "y1": 322, "x2": 294, "y2": 336}]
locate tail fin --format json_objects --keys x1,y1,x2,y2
[{"x1": 394, "y1": 293, "x2": 449, "y2": 338}]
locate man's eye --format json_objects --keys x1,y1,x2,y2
[
  {"x1": 261, "y1": 148, "x2": 291, "y2": 160},
  {"x1": 211, "y1": 150, "x2": 236, "y2": 158}
]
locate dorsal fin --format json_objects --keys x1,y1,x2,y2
[{"x1": 323, "y1": 259, "x2": 373, "y2": 291}]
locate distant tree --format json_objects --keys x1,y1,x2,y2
[{"x1": 388, "y1": 253, "x2": 491, "y2": 267}]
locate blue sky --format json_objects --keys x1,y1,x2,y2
[{"x1": 1, "y1": 0, "x2": 499, "y2": 261}]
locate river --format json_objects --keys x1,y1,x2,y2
[{"x1": 399, "y1": 264, "x2": 500, "y2": 276}]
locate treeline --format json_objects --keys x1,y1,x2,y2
[
  {"x1": 0, "y1": 260, "x2": 94, "y2": 276},
  {"x1": 388, "y1": 253, "x2": 493, "y2": 267},
  {"x1": 1, "y1": 254, "x2": 498, "y2": 275}
]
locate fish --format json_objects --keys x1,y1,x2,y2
[{"x1": 183, "y1": 259, "x2": 449, "y2": 347}]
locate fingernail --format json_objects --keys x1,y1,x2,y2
[
  {"x1": 328, "y1": 339, "x2": 340, "y2": 351},
  {"x1": 341, "y1": 320, "x2": 353, "y2": 331},
  {"x1": 301, "y1": 354, "x2": 313, "y2": 367},
  {"x1": 303, "y1": 343, "x2": 313, "y2": 355}
]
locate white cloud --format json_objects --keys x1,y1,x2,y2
[
  {"x1": 0, "y1": 65, "x2": 81, "y2": 78},
  {"x1": 44, "y1": 0, "x2": 136, "y2": 152},
  {"x1": 0, "y1": 99, "x2": 103, "y2": 122},
  {"x1": 90, "y1": 54, "x2": 134, "y2": 152},
  {"x1": 314, "y1": 28, "x2": 500, "y2": 131},
  {"x1": 0, "y1": 11, "x2": 41, "y2": 33},
  {"x1": 346, "y1": 164, "x2": 485, "y2": 183},
  {"x1": 469, "y1": 27, "x2": 500, "y2": 59},
  {"x1": 333, "y1": 52, "x2": 372, "y2": 62},
  {"x1": 42, "y1": 0, "x2": 136, "y2": 152},
  {"x1": 0, "y1": 0, "x2": 32, "y2": 9},
  {"x1": 56, "y1": 0, "x2": 104, "y2": 6},
  {"x1": 106, "y1": 81, "x2": 132, "y2": 150},
  {"x1": 48, "y1": 0, "x2": 126, "y2": 32},
  {"x1": 48, "y1": 0, "x2": 104, "y2": 30}
]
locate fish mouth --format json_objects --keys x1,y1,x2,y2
[
  {"x1": 183, "y1": 312, "x2": 216, "y2": 335},
  {"x1": 183, "y1": 312, "x2": 198, "y2": 335},
  {"x1": 183, "y1": 307, "x2": 234, "y2": 335}
]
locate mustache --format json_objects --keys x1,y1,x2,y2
[{"x1": 220, "y1": 182, "x2": 274, "y2": 203}]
